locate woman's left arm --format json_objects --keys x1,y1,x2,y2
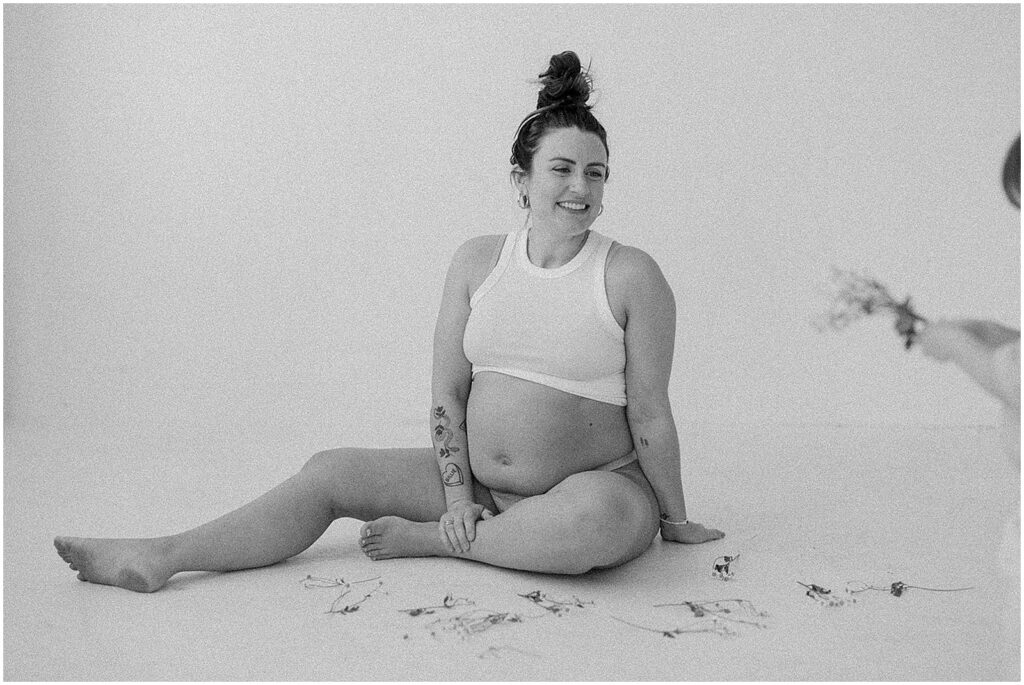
[{"x1": 609, "y1": 245, "x2": 724, "y2": 544}]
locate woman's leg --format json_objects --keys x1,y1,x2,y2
[
  {"x1": 54, "y1": 447, "x2": 488, "y2": 592},
  {"x1": 360, "y1": 460, "x2": 660, "y2": 574}
]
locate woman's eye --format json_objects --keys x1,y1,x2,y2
[{"x1": 587, "y1": 170, "x2": 605, "y2": 179}]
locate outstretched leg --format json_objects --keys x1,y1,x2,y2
[
  {"x1": 54, "y1": 447, "x2": 478, "y2": 592},
  {"x1": 360, "y1": 461, "x2": 660, "y2": 574}
]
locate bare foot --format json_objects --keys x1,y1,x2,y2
[
  {"x1": 53, "y1": 536, "x2": 174, "y2": 593},
  {"x1": 359, "y1": 516, "x2": 452, "y2": 561}
]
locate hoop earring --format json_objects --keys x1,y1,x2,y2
[{"x1": 518, "y1": 194, "x2": 530, "y2": 209}]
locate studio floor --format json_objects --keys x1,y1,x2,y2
[{"x1": 5, "y1": 423, "x2": 1019, "y2": 681}]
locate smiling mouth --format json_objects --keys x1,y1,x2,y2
[{"x1": 557, "y1": 201, "x2": 588, "y2": 211}]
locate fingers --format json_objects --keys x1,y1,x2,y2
[
  {"x1": 453, "y1": 516, "x2": 472, "y2": 552},
  {"x1": 438, "y1": 520, "x2": 457, "y2": 554},
  {"x1": 440, "y1": 505, "x2": 495, "y2": 554},
  {"x1": 439, "y1": 518, "x2": 470, "y2": 554}
]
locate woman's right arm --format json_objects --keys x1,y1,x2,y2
[{"x1": 430, "y1": 238, "x2": 496, "y2": 553}]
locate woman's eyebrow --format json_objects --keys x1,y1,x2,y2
[{"x1": 548, "y1": 156, "x2": 607, "y2": 169}]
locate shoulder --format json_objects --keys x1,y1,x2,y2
[
  {"x1": 605, "y1": 242, "x2": 674, "y2": 305},
  {"x1": 606, "y1": 242, "x2": 661, "y2": 277},
  {"x1": 454, "y1": 234, "x2": 506, "y2": 260},
  {"x1": 451, "y1": 234, "x2": 506, "y2": 267},
  {"x1": 446, "y1": 234, "x2": 509, "y2": 293}
]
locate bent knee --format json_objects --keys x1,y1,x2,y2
[
  {"x1": 560, "y1": 472, "x2": 654, "y2": 527},
  {"x1": 299, "y1": 448, "x2": 378, "y2": 519},
  {"x1": 298, "y1": 448, "x2": 374, "y2": 495},
  {"x1": 556, "y1": 473, "x2": 658, "y2": 569},
  {"x1": 302, "y1": 448, "x2": 344, "y2": 477}
]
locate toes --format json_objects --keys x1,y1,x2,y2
[{"x1": 359, "y1": 523, "x2": 375, "y2": 538}]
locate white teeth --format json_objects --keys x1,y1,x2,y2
[{"x1": 559, "y1": 202, "x2": 587, "y2": 210}]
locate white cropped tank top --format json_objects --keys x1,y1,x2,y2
[{"x1": 463, "y1": 227, "x2": 627, "y2": 406}]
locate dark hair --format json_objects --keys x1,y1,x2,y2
[
  {"x1": 1002, "y1": 135, "x2": 1020, "y2": 209},
  {"x1": 510, "y1": 51, "x2": 609, "y2": 177}
]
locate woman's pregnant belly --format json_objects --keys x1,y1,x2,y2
[{"x1": 466, "y1": 372, "x2": 634, "y2": 496}]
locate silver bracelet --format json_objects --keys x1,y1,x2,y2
[{"x1": 660, "y1": 514, "x2": 688, "y2": 526}]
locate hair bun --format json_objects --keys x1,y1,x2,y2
[{"x1": 535, "y1": 51, "x2": 592, "y2": 110}]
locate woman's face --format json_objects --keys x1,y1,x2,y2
[{"x1": 518, "y1": 127, "x2": 608, "y2": 233}]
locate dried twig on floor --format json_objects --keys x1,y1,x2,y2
[
  {"x1": 611, "y1": 615, "x2": 734, "y2": 638},
  {"x1": 518, "y1": 590, "x2": 593, "y2": 615},
  {"x1": 798, "y1": 582, "x2": 855, "y2": 607},
  {"x1": 326, "y1": 580, "x2": 384, "y2": 614},
  {"x1": 654, "y1": 598, "x2": 769, "y2": 629},
  {"x1": 845, "y1": 580, "x2": 975, "y2": 597},
  {"x1": 427, "y1": 609, "x2": 526, "y2": 639},
  {"x1": 301, "y1": 574, "x2": 381, "y2": 589},
  {"x1": 399, "y1": 594, "x2": 474, "y2": 616},
  {"x1": 712, "y1": 554, "x2": 740, "y2": 580},
  {"x1": 300, "y1": 574, "x2": 384, "y2": 615}
]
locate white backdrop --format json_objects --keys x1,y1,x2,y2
[{"x1": 5, "y1": 5, "x2": 1020, "y2": 465}]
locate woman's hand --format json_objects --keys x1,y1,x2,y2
[
  {"x1": 438, "y1": 500, "x2": 494, "y2": 554},
  {"x1": 660, "y1": 520, "x2": 724, "y2": 544}
]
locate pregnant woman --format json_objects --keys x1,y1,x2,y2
[{"x1": 55, "y1": 51, "x2": 724, "y2": 593}]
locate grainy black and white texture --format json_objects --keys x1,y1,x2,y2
[{"x1": 5, "y1": 4, "x2": 1019, "y2": 680}]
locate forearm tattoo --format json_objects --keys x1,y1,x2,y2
[
  {"x1": 432, "y1": 405, "x2": 460, "y2": 460},
  {"x1": 442, "y1": 463, "x2": 465, "y2": 487}
]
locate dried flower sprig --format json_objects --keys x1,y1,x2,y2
[
  {"x1": 427, "y1": 609, "x2": 526, "y2": 639},
  {"x1": 611, "y1": 615, "x2": 735, "y2": 638},
  {"x1": 301, "y1": 574, "x2": 381, "y2": 589},
  {"x1": 814, "y1": 267, "x2": 926, "y2": 349},
  {"x1": 518, "y1": 590, "x2": 593, "y2": 616},
  {"x1": 654, "y1": 598, "x2": 769, "y2": 629},
  {"x1": 799, "y1": 581, "x2": 856, "y2": 607},
  {"x1": 400, "y1": 594, "x2": 474, "y2": 616},
  {"x1": 712, "y1": 554, "x2": 740, "y2": 580},
  {"x1": 326, "y1": 581, "x2": 384, "y2": 614},
  {"x1": 845, "y1": 580, "x2": 975, "y2": 597},
  {"x1": 301, "y1": 574, "x2": 384, "y2": 615}
]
